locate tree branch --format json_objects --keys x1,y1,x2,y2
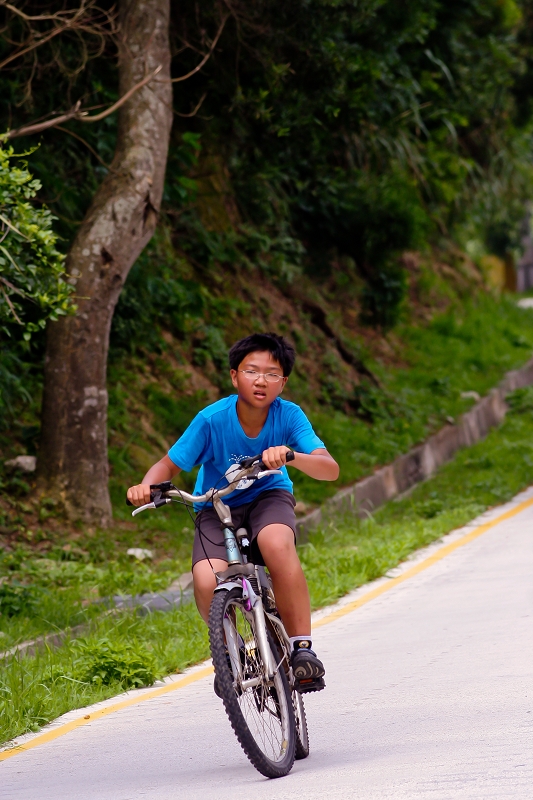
[
  {"x1": 0, "y1": 21, "x2": 67, "y2": 70},
  {"x1": 82, "y1": 64, "x2": 162, "y2": 121},
  {"x1": 0, "y1": 274, "x2": 28, "y2": 299},
  {"x1": 2, "y1": 12, "x2": 227, "y2": 140},
  {"x1": 55, "y1": 125, "x2": 113, "y2": 170},
  {"x1": 0, "y1": 1, "x2": 96, "y2": 23},
  {"x1": 0, "y1": 0, "x2": 117, "y2": 117},
  {"x1": 0, "y1": 213, "x2": 28, "y2": 239},
  {"x1": 0, "y1": 1, "x2": 106, "y2": 71},
  {"x1": 175, "y1": 91, "x2": 207, "y2": 118},
  {"x1": 169, "y1": 14, "x2": 228, "y2": 83},
  {"x1": 3, "y1": 101, "x2": 84, "y2": 139},
  {"x1": 4, "y1": 66, "x2": 162, "y2": 139},
  {"x1": 0, "y1": 285, "x2": 23, "y2": 324}
]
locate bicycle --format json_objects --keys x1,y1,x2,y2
[{"x1": 129, "y1": 451, "x2": 309, "y2": 779}]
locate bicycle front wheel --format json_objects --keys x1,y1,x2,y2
[{"x1": 209, "y1": 587, "x2": 296, "y2": 778}]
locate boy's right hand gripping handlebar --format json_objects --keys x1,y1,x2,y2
[{"x1": 126, "y1": 482, "x2": 175, "y2": 507}]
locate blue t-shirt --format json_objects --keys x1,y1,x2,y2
[{"x1": 167, "y1": 395, "x2": 325, "y2": 507}]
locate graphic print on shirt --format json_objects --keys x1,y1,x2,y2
[{"x1": 225, "y1": 454, "x2": 255, "y2": 490}]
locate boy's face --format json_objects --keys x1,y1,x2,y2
[{"x1": 230, "y1": 350, "x2": 287, "y2": 409}]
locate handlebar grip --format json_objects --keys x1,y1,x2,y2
[
  {"x1": 127, "y1": 481, "x2": 176, "y2": 509},
  {"x1": 239, "y1": 449, "x2": 295, "y2": 469}
]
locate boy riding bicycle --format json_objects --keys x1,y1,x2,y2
[{"x1": 127, "y1": 332, "x2": 339, "y2": 693}]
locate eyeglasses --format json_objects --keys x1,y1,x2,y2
[{"x1": 238, "y1": 369, "x2": 284, "y2": 384}]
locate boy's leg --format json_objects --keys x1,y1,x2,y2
[
  {"x1": 256, "y1": 523, "x2": 310, "y2": 636},
  {"x1": 257, "y1": 522, "x2": 325, "y2": 692},
  {"x1": 192, "y1": 558, "x2": 227, "y2": 624}
]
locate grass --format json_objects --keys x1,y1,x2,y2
[
  {"x1": 2, "y1": 386, "x2": 533, "y2": 746},
  {"x1": 101, "y1": 293, "x2": 533, "y2": 511},
  {"x1": 0, "y1": 602, "x2": 208, "y2": 744},
  {"x1": 291, "y1": 294, "x2": 533, "y2": 504},
  {"x1": 0, "y1": 535, "x2": 195, "y2": 650}
]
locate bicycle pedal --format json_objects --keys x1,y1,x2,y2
[{"x1": 294, "y1": 676, "x2": 325, "y2": 694}]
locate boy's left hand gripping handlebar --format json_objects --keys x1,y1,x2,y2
[{"x1": 238, "y1": 450, "x2": 295, "y2": 469}]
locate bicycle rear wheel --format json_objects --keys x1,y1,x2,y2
[
  {"x1": 293, "y1": 691, "x2": 310, "y2": 759},
  {"x1": 209, "y1": 587, "x2": 296, "y2": 778},
  {"x1": 267, "y1": 615, "x2": 310, "y2": 760}
]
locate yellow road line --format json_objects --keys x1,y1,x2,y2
[
  {"x1": 0, "y1": 666, "x2": 213, "y2": 762},
  {"x1": 313, "y1": 493, "x2": 533, "y2": 628},
  {"x1": 2, "y1": 492, "x2": 533, "y2": 763}
]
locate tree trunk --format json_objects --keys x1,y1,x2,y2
[{"x1": 38, "y1": 0, "x2": 172, "y2": 526}]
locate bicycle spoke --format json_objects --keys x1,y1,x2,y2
[
  {"x1": 224, "y1": 603, "x2": 288, "y2": 761},
  {"x1": 209, "y1": 587, "x2": 296, "y2": 777}
]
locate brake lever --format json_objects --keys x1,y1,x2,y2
[
  {"x1": 132, "y1": 501, "x2": 156, "y2": 516},
  {"x1": 256, "y1": 469, "x2": 283, "y2": 479},
  {"x1": 131, "y1": 496, "x2": 171, "y2": 516}
]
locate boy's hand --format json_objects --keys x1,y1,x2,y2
[
  {"x1": 261, "y1": 446, "x2": 292, "y2": 470},
  {"x1": 127, "y1": 457, "x2": 181, "y2": 508},
  {"x1": 127, "y1": 484, "x2": 152, "y2": 507}
]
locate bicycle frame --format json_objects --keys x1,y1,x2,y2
[
  {"x1": 130, "y1": 455, "x2": 294, "y2": 685},
  {"x1": 129, "y1": 452, "x2": 307, "y2": 776}
]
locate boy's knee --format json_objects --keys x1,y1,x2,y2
[
  {"x1": 258, "y1": 524, "x2": 297, "y2": 562},
  {"x1": 192, "y1": 558, "x2": 226, "y2": 594}
]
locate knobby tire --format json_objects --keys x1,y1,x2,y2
[
  {"x1": 267, "y1": 614, "x2": 310, "y2": 760},
  {"x1": 294, "y1": 691, "x2": 310, "y2": 759},
  {"x1": 209, "y1": 587, "x2": 296, "y2": 778}
]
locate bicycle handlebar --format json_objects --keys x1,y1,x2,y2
[{"x1": 126, "y1": 449, "x2": 295, "y2": 515}]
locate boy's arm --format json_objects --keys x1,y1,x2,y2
[
  {"x1": 127, "y1": 455, "x2": 181, "y2": 506},
  {"x1": 262, "y1": 446, "x2": 339, "y2": 481}
]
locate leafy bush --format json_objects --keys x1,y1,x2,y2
[
  {"x1": 0, "y1": 348, "x2": 31, "y2": 418},
  {"x1": 0, "y1": 145, "x2": 72, "y2": 338},
  {"x1": 0, "y1": 580, "x2": 41, "y2": 617},
  {"x1": 73, "y1": 637, "x2": 157, "y2": 689},
  {"x1": 413, "y1": 498, "x2": 444, "y2": 519},
  {"x1": 507, "y1": 386, "x2": 533, "y2": 414},
  {"x1": 301, "y1": 172, "x2": 429, "y2": 327}
]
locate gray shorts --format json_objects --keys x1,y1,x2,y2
[{"x1": 192, "y1": 489, "x2": 296, "y2": 568}]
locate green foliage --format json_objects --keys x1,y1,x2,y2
[
  {"x1": 3, "y1": 0, "x2": 531, "y2": 337},
  {"x1": 0, "y1": 534, "x2": 196, "y2": 651},
  {"x1": 412, "y1": 497, "x2": 445, "y2": 519},
  {"x1": 73, "y1": 637, "x2": 157, "y2": 689},
  {"x1": 167, "y1": 0, "x2": 533, "y2": 323},
  {"x1": 0, "y1": 580, "x2": 41, "y2": 618},
  {"x1": 0, "y1": 602, "x2": 209, "y2": 744},
  {"x1": 143, "y1": 386, "x2": 209, "y2": 441},
  {"x1": 506, "y1": 385, "x2": 533, "y2": 413},
  {"x1": 0, "y1": 146, "x2": 72, "y2": 339},
  {"x1": 300, "y1": 171, "x2": 428, "y2": 326},
  {"x1": 0, "y1": 348, "x2": 31, "y2": 418},
  {"x1": 290, "y1": 293, "x2": 533, "y2": 504}
]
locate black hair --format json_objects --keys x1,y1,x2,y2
[{"x1": 228, "y1": 332, "x2": 296, "y2": 376}]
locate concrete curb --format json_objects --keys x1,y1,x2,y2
[{"x1": 295, "y1": 357, "x2": 533, "y2": 539}]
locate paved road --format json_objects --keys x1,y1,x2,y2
[{"x1": 2, "y1": 490, "x2": 533, "y2": 799}]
